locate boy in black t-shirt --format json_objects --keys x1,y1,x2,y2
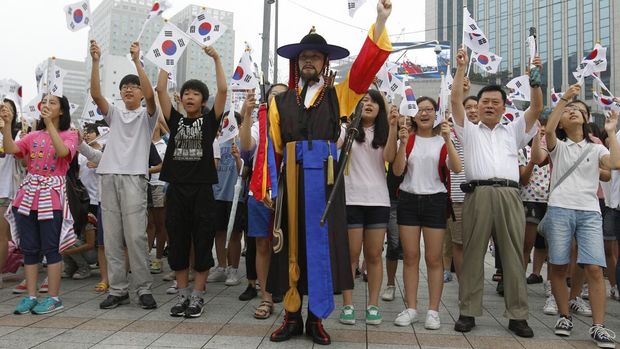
[{"x1": 155, "y1": 46, "x2": 227, "y2": 318}]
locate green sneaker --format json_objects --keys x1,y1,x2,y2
[
  {"x1": 14, "y1": 297, "x2": 38, "y2": 315},
  {"x1": 366, "y1": 305, "x2": 382, "y2": 325},
  {"x1": 339, "y1": 305, "x2": 356, "y2": 325},
  {"x1": 32, "y1": 296, "x2": 63, "y2": 315}
]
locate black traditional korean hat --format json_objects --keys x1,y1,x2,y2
[{"x1": 277, "y1": 27, "x2": 349, "y2": 60}]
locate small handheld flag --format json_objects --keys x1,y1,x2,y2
[{"x1": 64, "y1": 0, "x2": 91, "y2": 32}]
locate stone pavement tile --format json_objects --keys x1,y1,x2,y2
[
  {"x1": 566, "y1": 339, "x2": 609, "y2": 349},
  {"x1": 461, "y1": 325, "x2": 512, "y2": 337},
  {"x1": 48, "y1": 328, "x2": 115, "y2": 344},
  {"x1": 32, "y1": 341, "x2": 92, "y2": 349},
  {"x1": 324, "y1": 342, "x2": 366, "y2": 349},
  {"x1": 256, "y1": 337, "x2": 314, "y2": 349},
  {"x1": 91, "y1": 344, "x2": 148, "y2": 349},
  {"x1": 1, "y1": 326, "x2": 66, "y2": 342},
  {"x1": 122, "y1": 319, "x2": 178, "y2": 333},
  {"x1": 0, "y1": 325, "x2": 20, "y2": 336},
  {"x1": 366, "y1": 330, "x2": 417, "y2": 345},
  {"x1": 416, "y1": 334, "x2": 471, "y2": 348},
  {"x1": 516, "y1": 338, "x2": 575, "y2": 349},
  {"x1": 202, "y1": 335, "x2": 263, "y2": 348},
  {"x1": 149, "y1": 333, "x2": 212, "y2": 348},
  {"x1": 329, "y1": 328, "x2": 367, "y2": 343},
  {"x1": 0, "y1": 314, "x2": 45, "y2": 327},
  {"x1": 97, "y1": 306, "x2": 153, "y2": 320},
  {"x1": 76, "y1": 318, "x2": 133, "y2": 331},
  {"x1": 99, "y1": 331, "x2": 162, "y2": 346},
  {"x1": 368, "y1": 344, "x2": 421, "y2": 349},
  {"x1": 0, "y1": 338, "x2": 48, "y2": 349},
  {"x1": 466, "y1": 335, "x2": 524, "y2": 349},
  {"x1": 29, "y1": 316, "x2": 90, "y2": 329},
  {"x1": 366, "y1": 321, "x2": 417, "y2": 333},
  {"x1": 217, "y1": 323, "x2": 272, "y2": 337},
  {"x1": 141, "y1": 309, "x2": 187, "y2": 322},
  {"x1": 169, "y1": 321, "x2": 224, "y2": 335}
]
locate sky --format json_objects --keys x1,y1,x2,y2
[{"x1": 0, "y1": 0, "x2": 428, "y2": 105}]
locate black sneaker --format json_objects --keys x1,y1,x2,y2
[
  {"x1": 185, "y1": 295, "x2": 204, "y2": 318},
  {"x1": 526, "y1": 273, "x2": 543, "y2": 284},
  {"x1": 589, "y1": 324, "x2": 616, "y2": 348},
  {"x1": 139, "y1": 294, "x2": 157, "y2": 309},
  {"x1": 554, "y1": 315, "x2": 573, "y2": 337},
  {"x1": 239, "y1": 284, "x2": 258, "y2": 301},
  {"x1": 169, "y1": 295, "x2": 189, "y2": 317},
  {"x1": 99, "y1": 294, "x2": 130, "y2": 309}
]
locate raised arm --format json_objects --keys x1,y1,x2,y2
[
  {"x1": 524, "y1": 57, "x2": 543, "y2": 132},
  {"x1": 545, "y1": 84, "x2": 580, "y2": 152},
  {"x1": 601, "y1": 111, "x2": 620, "y2": 170},
  {"x1": 239, "y1": 90, "x2": 257, "y2": 151},
  {"x1": 204, "y1": 46, "x2": 228, "y2": 120},
  {"x1": 373, "y1": 0, "x2": 392, "y2": 42},
  {"x1": 130, "y1": 42, "x2": 156, "y2": 116},
  {"x1": 383, "y1": 104, "x2": 399, "y2": 162},
  {"x1": 41, "y1": 104, "x2": 71, "y2": 158},
  {"x1": 451, "y1": 46, "x2": 468, "y2": 127},
  {"x1": 441, "y1": 121, "x2": 461, "y2": 173},
  {"x1": 392, "y1": 127, "x2": 410, "y2": 177},
  {"x1": 0, "y1": 104, "x2": 19, "y2": 154},
  {"x1": 89, "y1": 40, "x2": 109, "y2": 116},
  {"x1": 156, "y1": 69, "x2": 172, "y2": 120}
]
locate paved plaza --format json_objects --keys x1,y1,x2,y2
[{"x1": 0, "y1": 249, "x2": 617, "y2": 349}]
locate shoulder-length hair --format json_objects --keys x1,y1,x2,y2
[
  {"x1": 354, "y1": 89, "x2": 389, "y2": 148},
  {"x1": 36, "y1": 95, "x2": 72, "y2": 131},
  {"x1": 555, "y1": 100, "x2": 592, "y2": 143}
]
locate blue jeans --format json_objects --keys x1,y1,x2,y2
[{"x1": 543, "y1": 206, "x2": 606, "y2": 267}]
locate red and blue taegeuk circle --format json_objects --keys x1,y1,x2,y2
[
  {"x1": 222, "y1": 117, "x2": 229, "y2": 128},
  {"x1": 162, "y1": 40, "x2": 177, "y2": 56},
  {"x1": 73, "y1": 9, "x2": 83, "y2": 23},
  {"x1": 585, "y1": 49, "x2": 598, "y2": 60},
  {"x1": 199, "y1": 22, "x2": 212, "y2": 36},
  {"x1": 551, "y1": 94, "x2": 558, "y2": 102},
  {"x1": 602, "y1": 97, "x2": 613, "y2": 105},
  {"x1": 151, "y1": 2, "x2": 160, "y2": 11},
  {"x1": 504, "y1": 113, "x2": 515, "y2": 122},
  {"x1": 405, "y1": 88, "x2": 415, "y2": 102},
  {"x1": 233, "y1": 66, "x2": 244, "y2": 80},
  {"x1": 477, "y1": 54, "x2": 489, "y2": 65}
]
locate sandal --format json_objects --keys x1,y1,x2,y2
[
  {"x1": 254, "y1": 301, "x2": 273, "y2": 319},
  {"x1": 95, "y1": 282, "x2": 109, "y2": 293}
]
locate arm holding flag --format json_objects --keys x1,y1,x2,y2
[
  {"x1": 450, "y1": 46, "x2": 468, "y2": 128},
  {"x1": 89, "y1": 40, "x2": 109, "y2": 116},
  {"x1": 0, "y1": 104, "x2": 20, "y2": 154},
  {"x1": 204, "y1": 46, "x2": 228, "y2": 120},
  {"x1": 131, "y1": 42, "x2": 156, "y2": 116},
  {"x1": 601, "y1": 111, "x2": 620, "y2": 170},
  {"x1": 156, "y1": 69, "x2": 172, "y2": 120},
  {"x1": 239, "y1": 90, "x2": 257, "y2": 151},
  {"x1": 523, "y1": 56, "x2": 543, "y2": 132},
  {"x1": 382, "y1": 104, "x2": 399, "y2": 163},
  {"x1": 545, "y1": 83, "x2": 581, "y2": 152},
  {"x1": 334, "y1": 0, "x2": 392, "y2": 116}
]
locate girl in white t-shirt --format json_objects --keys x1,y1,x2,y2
[
  {"x1": 338, "y1": 90, "x2": 391, "y2": 326},
  {"x1": 0, "y1": 98, "x2": 17, "y2": 276},
  {"x1": 391, "y1": 96, "x2": 461, "y2": 329}
]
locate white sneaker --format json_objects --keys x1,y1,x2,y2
[
  {"x1": 581, "y1": 284, "x2": 589, "y2": 300},
  {"x1": 225, "y1": 268, "x2": 241, "y2": 286},
  {"x1": 207, "y1": 267, "x2": 227, "y2": 283},
  {"x1": 544, "y1": 280, "x2": 552, "y2": 297},
  {"x1": 424, "y1": 310, "x2": 441, "y2": 330},
  {"x1": 394, "y1": 308, "x2": 417, "y2": 326},
  {"x1": 543, "y1": 295, "x2": 558, "y2": 315},
  {"x1": 381, "y1": 285, "x2": 396, "y2": 301},
  {"x1": 569, "y1": 297, "x2": 592, "y2": 317},
  {"x1": 610, "y1": 285, "x2": 619, "y2": 301},
  {"x1": 166, "y1": 280, "x2": 178, "y2": 294},
  {"x1": 162, "y1": 271, "x2": 176, "y2": 281}
]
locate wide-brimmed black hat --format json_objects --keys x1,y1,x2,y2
[{"x1": 277, "y1": 27, "x2": 350, "y2": 60}]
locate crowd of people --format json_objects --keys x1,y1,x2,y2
[{"x1": 0, "y1": 0, "x2": 618, "y2": 347}]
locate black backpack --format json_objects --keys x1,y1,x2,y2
[{"x1": 66, "y1": 157, "x2": 90, "y2": 236}]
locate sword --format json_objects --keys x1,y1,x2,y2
[
  {"x1": 226, "y1": 158, "x2": 244, "y2": 248},
  {"x1": 271, "y1": 165, "x2": 285, "y2": 253}
]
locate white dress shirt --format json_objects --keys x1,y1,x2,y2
[{"x1": 454, "y1": 115, "x2": 537, "y2": 183}]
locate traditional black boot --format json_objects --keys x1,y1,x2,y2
[
  {"x1": 270, "y1": 310, "x2": 303, "y2": 342},
  {"x1": 306, "y1": 311, "x2": 331, "y2": 345}
]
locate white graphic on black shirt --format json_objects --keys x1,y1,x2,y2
[{"x1": 173, "y1": 118, "x2": 203, "y2": 161}]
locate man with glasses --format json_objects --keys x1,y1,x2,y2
[
  {"x1": 450, "y1": 46, "x2": 543, "y2": 338},
  {"x1": 88, "y1": 40, "x2": 159, "y2": 310}
]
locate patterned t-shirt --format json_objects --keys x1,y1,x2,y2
[{"x1": 518, "y1": 145, "x2": 550, "y2": 203}]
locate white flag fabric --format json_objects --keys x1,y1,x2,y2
[
  {"x1": 506, "y1": 75, "x2": 530, "y2": 102},
  {"x1": 348, "y1": 0, "x2": 367, "y2": 17},
  {"x1": 64, "y1": 0, "x2": 91, "y2": 32},
  {"x1": 138, "y1": 0, "x2": 172, "y2": 39},
  {"x1": 126, "y1": 51, "x2": 145, "y2": 68},
  {"x1": 526, "y1": 35, "x2": 536, "y2": 68},
  {"x1": 81, "y1": 95, "x2": 105, "y2": 122},
  {"x1": 187, "y1": 12, "x2": 227, "y2": 47},
  {"x1": 0, "y1": 79, "x2": 23, "y2": 108},
  {"x1": 577, "y1": 43, "x2": 607, "y2": 74},
  {"x1": 437, "y1": 73, "x2": 450, "y2": 126},
  {"x1": 573, "y1": 62, "x2": 595, "y2": 85},
  {"x1": 593, "y1": 92, "x2": 620, "y2": 113},
  {"x1": 145, "y1": 22, "x2": 190, "y2": 74},
  {"x1": 219, "y1": 95, "x2": 239, "y2": 143},
  {"x1": 550, "y1": 88, "x2": 564, "y2": 107},
  {"x1": 69, "y1": 103, "x2": 79, "y2": 115},
  {"x1": 230, "y1": 51, "x2": 259, "y2": 89},
  {"x1": 471, "y1": 52, "x2": 502, "y2": 74},
  {"x1": 48, "y1": 64, "x2": 66, "y2": 98},
  {"x1": 24, "y1": 94, "x2": 43, "y2": 122},
  {"x1": 502, "y1": 105, "x2": 523, "y2": 124},
  {"x1": 399, "y1": 86, "x2": 418, "y2": 117},
  {"x1": 375, "y1": 63, "x2": 404, "y2": 100},
  {"x1": 462, "y1": 8, "x2": 490, "y2": 53}
]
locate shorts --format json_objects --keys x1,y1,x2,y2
[
  {"x1": 542, "y1": 206, "x2": 606, "y2": 267},
  {"x1": 247, "y1": 196, "x2": 272, "y2": 238},
  {"x1": 397, "y1": 191, "x2": 448, "y2": 229},
  {"x1": 214, "y1": 200, "x2": 247, "y2": 232},
  {"x1": 165, "y1": 183, "x2": 217, "y2": 272},
  {"x1": 603, "y1": 207, "x2": 620, "y2": 241},
  {"x1": 447, "y1": 201, "x2": 463, "y2": 244},
  {"x1": 385, "y1": 200, "x2": 403, "y2": 261},
  {"x1": 12, "y1": 208, "x2": 62, "y2": 265},
  {"x1": 346, "y1": 205, "x2": 390, "y2": 229},
  {"x1": 149, "y1": 185, "x2": 166, "y2": 208},
  {"x1": 523, "y1": 201, "x2": 547, "y2": 224}
]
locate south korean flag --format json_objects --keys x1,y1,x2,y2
[
  {"x1": 348, "y1": 0, "x2": 367, "y2": 17},
  {"x1": 64, "y1": 0, "x2": 91, "y2": 32},
  {"x1": 81, "y1": 94, "x2": 104, "y2": 122},
  {"x1": 187, "y1": 12, "x2": 227, "y2": 47},
  {"x1": 506, "y1": 75, "x2": 531, "y2": 102},
  {"x1": 145, "y1": 22, "x2": 190, "y2": 74},
  {"x1": 24, "y1": 94, "x2": 44, "y2": 122},
  {"x1": 230, "y1": 51, "x2": 259, "y2": 90},
  {"x1": 462, "y1": 8, "x2": 490, "y2": 54}
]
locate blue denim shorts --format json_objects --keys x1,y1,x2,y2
[
  {"x1": 247, "y1": 195, "x2": 272, "y2": 238},
  {"x1": 543, "y1": 206, "x2": 606, "y2": 267}
]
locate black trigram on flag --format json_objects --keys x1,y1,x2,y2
[
  {"x1": 189, "y1": 26, "x2": 196, "y2": 33},
  {"x1": 177, "y1": 38, "x2": 185, "y2": 47},
  {"x1": 478, "y1": 38, "x2": 487, "y2": 45},
  {"x1": 197, "y1": 14, "x2": 205, "y2": 21},
  {"x1": 164, "y1": 30, "x2": 173, "y2": 37},
  {"x1": 166, "y1": 59, "x2": 174, "y2": 65},
  {"x1": 82, "y1": 2, "x2": 88, "y2": 10},
  {"x1": 153, "y1": 49, "x2": 161, "y2": 58},
  {"x1": 515, "y1": 81, "x2": 522, "y2": 88},
  {"x1": 469, "y1": 24, "x2": 478, "y2": 31}
]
